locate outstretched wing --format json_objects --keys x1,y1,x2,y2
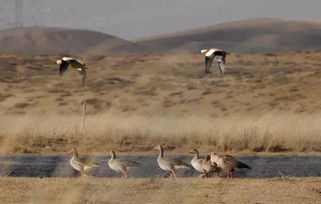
[
  {"x1": 59, "y1": 61, "x2": 70, "y2": 76},
  {"x1": 205, "y1": 56, "x2": 213, "y2": 74},
  {"x1": 215, "y1": 56, "x2": 225, "y2": 74},
  {"x1": 69, "y1": 59, "x2": 85, "y2": 68},
  {"x1": 77, "y1": 68, "x2": 87, "y2": 84},
  {"x1": 218, "y1": 61, "x2": 225, "y2": 74}
]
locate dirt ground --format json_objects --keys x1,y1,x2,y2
[{"x1": 0, "y1": 177, "x2": 320, "y2": 203}]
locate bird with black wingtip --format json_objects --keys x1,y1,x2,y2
[
  {"x1": 56, "y1": 57, "x2": 87, "y2": 84},
  {"x1": 200, "y1": 48, "x2": 229, "y2": 74}
]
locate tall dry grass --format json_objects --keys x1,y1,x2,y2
[{"x1": 0, "y1": 112, "x2": 320, "y2": 153}]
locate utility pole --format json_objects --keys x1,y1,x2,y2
[{"x1": 14, "y1": 0, "x2": 23, "y2": 27}]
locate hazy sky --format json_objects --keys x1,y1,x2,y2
[{"x1": 0, "y1": 0, "x2": 321, "y2": 39}]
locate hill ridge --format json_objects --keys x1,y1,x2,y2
[
  {"x1": 0, "y1": 26, "x2": 157, "y2": 55},
  {"x1": 136, "y1": 18, "x2": 321, "y2": 53}
]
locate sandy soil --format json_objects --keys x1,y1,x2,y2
[{"x1": 0, "y1": 177, "x2": 320, "y2": 203}]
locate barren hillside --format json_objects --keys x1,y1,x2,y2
[{"x1": 0, "y1": 27, "x2": 156, "y2": 55}]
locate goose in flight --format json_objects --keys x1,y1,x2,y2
[
  {"x1": 107, "y1": 150, "x2": 141, "y2": 178},
  {"x1": 68, "y1": 147, "x2": 99, "y2": 177},
  {"x1": 200, "y1": 48, "x2": 229, "y2": 74},
  {"x1": 154, "y1": 145, "x2": 190, "y2": 178},
  {"x1": 210, "y1": 153, "x2": 250, "y2": 178},
  {"x1": 56, "y1": 57, "x2": 87, "y2": 83}
]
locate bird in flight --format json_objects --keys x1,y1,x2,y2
[
  {"x1": 200, "y1": 48, "x2": 229, "y2": 74},
  {"x1": 56, "y1": 57, "x2": 87, "y2": 83}
]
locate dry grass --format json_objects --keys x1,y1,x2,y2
[
  {"x1": 1, "y1": 52, "x2": 321, "y2": 153},
  {"x1": 0, "y1": 112, "x2": 320, "y2": 154},
  {"x1": 0, "y1": 177, "x2": 320, "y2": 203}
]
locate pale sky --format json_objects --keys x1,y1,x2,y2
[{"x1": 0, "y1": 0, "x2": 320, "y2": 39}]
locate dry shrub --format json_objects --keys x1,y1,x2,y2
[
  {"x1": 13, "y1": 102, "x2": 31, "y2": 109},
  {"x1": 0, "y1": 112, "x2": 320, "y2": 153}
]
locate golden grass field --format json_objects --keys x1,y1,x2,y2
[
  {"x1": 0, "y1": 51, "x2": 321, "y2": 204},
  {"x1": 0, "y1": 177, "x2": 320, "y2": 203},
  {"x1": 0, "y1": 51, "x2": 321, "y2": 154}
]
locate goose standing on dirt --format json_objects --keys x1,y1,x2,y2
[
  {"x1": 210, "y1": 153, "x2": 250, "y2": 178},
  {"x1": 154, "y1": 145, "x2": 189, "y2": 178},
  {"x1": 202, "y1": 155, "x2": 221, "y2": 178},
  {"x1": 200, "y1": 48, "x2": 229, "y2": 74},
  {"x1": 68, "y1": 147, "x2": 99, "y2": 177},
  {"x1": 107, "y1": 150, "x2": 141, "y2": 178},
  {"x1": 189, "y1": 148, "x2": 205, "y2": 178},
  {"x1": 56, "y1": 57, "x2": 87, "y2": 83}
]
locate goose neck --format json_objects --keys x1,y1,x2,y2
[
  {"x1": 111, "y1": 151, "x2": 116, "y2": 159},
  {"x1": 72, "y1": 150, "x2": 78, "y2": 159},
  {"x1": 194, "y1": 150, "x2": 199, "y2": 159},
  {"x1": 158, "y1": 146, "x2": 164, "y2": 158}
]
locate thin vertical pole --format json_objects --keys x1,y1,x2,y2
[
  {"x1": 14, "y1": 0, "x2": 23, "y2": 27},
  {"x1": 82, "y1": 101, "x2": 87, "y2": 133}
]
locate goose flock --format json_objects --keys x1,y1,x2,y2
[
  {"x1": 68, "y1": 145, "x2": 250, "y2": 179},
  {"x1": 56, "y1": 48, "x2": 229, "y2": 83},
  {"x1": 55, "y1": 48, "x2": 242, "y2": 179}
]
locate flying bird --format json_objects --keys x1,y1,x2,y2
[
  {"x1": 210, "y1": 153, "x2": 250, "y2": 178},
  {"x1": 56, "y1": 57, "x2": 87, "y2": 83},
  {"x1": 107, "y1": 150, "x2": 141, "y2": 178},
  {"x1": 200, "y1": 48, "x2": 229, "y2": 74}
]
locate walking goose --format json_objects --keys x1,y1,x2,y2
[
  {"x1": 56, "y1": 57, "x2": 87, "y2": 83},
  {"x1": 210, "y1": 153, "x2": 250, "y2": 178},
  {"x1": 201, "y1": 155, "x2": 221, "y2": 178},
  {"x1": 154, "y1": 145, "x2": 189, "y2": 178},
  {"x1": 107, "y1": 150, "x2": 140, "y2": 178},
  {"x1": 200, "y1": 48, "x2": 229, "y2": 74},
  {"x1": 189, "y1": 148, "x2": 205, "y2": 178},
  {"x1": 68, "y1": 147, "x2": 99, "y2": 177}
]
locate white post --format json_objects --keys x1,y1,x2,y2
[{"x1": 82, "y1": 101, "x2": 87, "y2": 133}]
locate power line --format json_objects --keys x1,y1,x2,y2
[{"x1": 14, "y1": 0, "x2": 23, "y2": 27}]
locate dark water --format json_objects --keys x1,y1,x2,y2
[{"x1": 0, "y1": 155, "x2": 320, "y2": 178}]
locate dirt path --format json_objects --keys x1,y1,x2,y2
[{"x1": 0, "y1": 177, "x2": 320, "y2": 203}]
